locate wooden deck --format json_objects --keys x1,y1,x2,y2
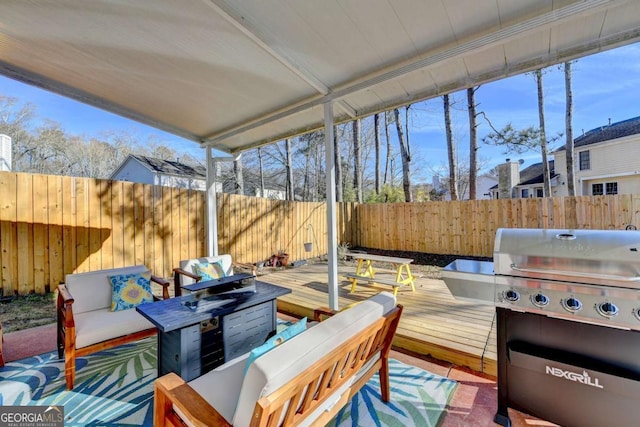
[{"x1": 259, "y1": 262, "x2": 497, "y2": 377}]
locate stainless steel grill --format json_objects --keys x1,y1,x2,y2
[
  {"x1": 442, "y1": 228, "x2": 640, "y2": 427},
  {"x1": 443, "y1": 228, "x2": 640, "y2": 331}
]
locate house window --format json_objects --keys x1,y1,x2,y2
[
  {"x1": 536, "y1": 188, "x2": 544, "y2": 197},
  {"x1": 521, "y1": 189, "x2": 529, "y2": 198},
  {"x1": 593, "y1": 182, "x2": 618, "y2": 195},
  {"x1": 579, "y1": 151, "x2": 590, "y2": 170}
]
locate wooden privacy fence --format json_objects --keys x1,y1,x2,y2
[
  {"x1": 0, "y1": 172, "x2": 344, "y2": 296},
  {"x1": 2, "y1": 171, "x2": 639, "y2": 295},
  {"x1": 352, "y1": 195, "x2": 640, "y2": 257}
]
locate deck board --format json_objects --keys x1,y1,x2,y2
[{"x1": 259, "y1": 262, "x2": 497, "y2": 376}]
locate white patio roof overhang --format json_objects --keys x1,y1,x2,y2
[{"x1": 2, "y1": 0, "x2": 639, "y2": 308}]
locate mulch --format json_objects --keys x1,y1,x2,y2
[{"x1": 349, "y1": 247, "x2": 492, "y2": 268}]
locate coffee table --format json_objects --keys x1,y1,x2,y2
[{"x1": 137, "y1": 280, "x2": 291, "y2": 381}]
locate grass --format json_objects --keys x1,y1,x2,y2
[{"x1": 0, "y1": 292, "x2": 57, "y2": 334}]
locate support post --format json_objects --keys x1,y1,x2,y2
[
  {"x1": 206, "y1": 147, "x2": 219, "y2": 257},
  {"x1": 324, "y1": 101, "x2": 339, "y2": 310}
]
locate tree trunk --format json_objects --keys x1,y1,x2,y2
[
  {"x1": 564, "y1": 62, "x2": 576, "y2": 196},
  {"x1": 303, "y1": 141, "x2": 310, "y2": 200},
  {"x1": 384, "y1": 112, "x2": 392, "y2": 185},
  {"x1": 314, "y1": 141, "x2": 322, "y2": 202},
  {"x1": 352, "y1": 119, "x2": 363, "y2": 203},
  {"x1": 467, "y1": 88, "x2": 478, "y2": 200},
  {"x1": 374, "y1": 113, "x2": 381, "y2": 195},
  {"x1": 334, "y1": 126, "x2": 343, "y2": 202},
  {"x1": 443, "y1": 95, "x2": 459, "y2": 201},
  {"x1": 285, "y1": 138, "x2": 294, "y2": 200},
  {"x1": 393, "y1": 107, "x2": 412, "y2": 202},
  {"x1": 535, "y1": 69, "x2": 552, "y2": 197},
  {"x1": 233, "y1": 154, "x2": 244, "y2": 195},
  {"x1": 258, "y1": 147, "x2": 265, "y2": 197}
]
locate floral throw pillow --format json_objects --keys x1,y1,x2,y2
[
  {"x1": 192, "y1": 261, "x2": 226, "y2": 281},
  {"x1": 108, "y1": 271, "x2": 154, "y2": 312}
]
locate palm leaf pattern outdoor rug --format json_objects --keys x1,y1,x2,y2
[{"x1": 0, "y1": 338, "x2": 456, "y2": 426}]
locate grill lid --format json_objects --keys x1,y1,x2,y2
[{"x1": 494, "y1": 228, "x2": 640, "y2": 288}]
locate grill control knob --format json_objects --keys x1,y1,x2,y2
[
  {"x1": 596, "y1": 301, "x2": 619, "y2": 318},
  {"x1": 503, "y1": 289, "x2": 520, "y2": 303},
  {"x1": 562, "y1": 297, "x2": 582, "y2": 313},
  {"x1": 531, "y1": 293, "x2": 549, "y2": 308}
]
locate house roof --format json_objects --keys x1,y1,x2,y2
[
  {"x1": 119, "y1": 155, "x2": 206, "y2": 180},
  {"x1": 1, "y1": 1, "x2": 640, "y2": 154},
  {"x1": 518, "y1": 160, "x2": 558, "y2": 186},
  {"x1": 489, "y1": 160, "x2": 558, "y2": 189},
  {"x1": 574, "y1": 115, "x2": 640, "y2": 148}
]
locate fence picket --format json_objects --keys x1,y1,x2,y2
[{"x1": 1, "y1": 171, "x2": 638, "y2": 295}]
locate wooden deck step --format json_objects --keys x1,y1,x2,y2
[{"x1": 259, "y1": 262, "x2": 497, "y2": 377}]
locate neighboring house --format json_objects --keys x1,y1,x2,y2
[
  {"x1": 255, "y1": 188, "x2": 286, "y2": 200},
  {"x1": 110, "y1": 155, "x2": 212, "y2": 191},
  {"x1": 489, "y1": 159, "x2": 560, "y2": 199},
  {"x1": 433, "y1": 174, "x2": 498, "y2": 200},
  {"x1": 553, "y1": 116, "x2": 640, "y2": 196},
  {"x1": 0, "y1": 134, "x2": 11, "y2": 171}
]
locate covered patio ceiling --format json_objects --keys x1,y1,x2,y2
[{"x1": 1, "y1": 0, "x2": 639, "y2": 155}]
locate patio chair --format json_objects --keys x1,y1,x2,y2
[
  {"x1": 173, "y1": 255, "x2": 256, "y2": 296},
  {"x1": 57, "y1": 265, "x2": 170, "y2": 390}
]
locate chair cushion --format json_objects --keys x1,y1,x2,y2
[
  {"x1": 232, "y1": 291, "x2": 396, "y2": 426},
  {"x1": 192, "y1": 261, "x2": 226, "y2": 281},
  {"x1": 74, "y1": 307, "x2": 155, "y2": 349},
  {"x1": 184, "y1": 353, "x2": 250, "y2": 425},
  {"x1": 65, "y1": 265, "x2": 149, "y2": 314},
  {"x1": 244, "y1": 317, "x2": 307, "y2": 375},
  {"x1": 108, "y1": 271, "x2": 154, "y2": 311},
  {"x1": 179, "y1": 255, "x2": 234, "y2": 286}
]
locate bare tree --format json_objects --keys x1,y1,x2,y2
[
  {"x1": 233, "y1": 154, "x2": 244, "y2": 195},
  {"x1": 384, "y1": 112, "x2": 392, "y2": 185},
  {"x1": 393, "y1": 107, "x2": 412, "y2": 202},
  {"x1": 257, "y1": 147, "x2": 265, "y2": 197},
  {"x1": 352, "y1": 119, "x2": 363, "y2": 203},
  {"x1": 374, "y1": 113, "x2": 381, "y2": 195},
  {"x1": 564, "y1": 61, "x2": 576, "y2": 196},
  {"x1": 467, "y1": 87, "x2": 480, "y2": 200},
  {"x1": 334, "y1": 127, "x2": 343, "y2": 202},
  {"x1": 443, "y1": 95, "x2": 459, "y2": 201},
  {"x1": 284, "y1": 139, "x2": 294, "y2": 200},
  {"x1": 534, "y1": 69, "x2": 552, "y2": 196}
]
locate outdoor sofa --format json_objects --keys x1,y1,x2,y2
[{"x1": 154, "y1": 291, "x2": 403, "y2": 427}]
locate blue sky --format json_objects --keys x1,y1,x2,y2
[
  {"x1": 410, "y1": 41, "x2": 640, "y2": 179},
  {"x1": 1, "y1": 41, "x2": 639, "y2": 181}
]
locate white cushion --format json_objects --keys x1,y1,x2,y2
[
  {"x1": 232, "y1": 291, "x2": 396, "y2": 426},
  {"x1": 183, "y1": 353, "x2": 249, "y2": 425},
  {"x1": 179, "y1": 255, "x2": 234, "y2": 286},
  {"x1": 73, "y1": 306, "x2": 155, "y2": 349},
  {"x1": 65, "y1": 265, "x2": 148, "y2": 314},
  {"x1": 297, "y1": 377, "x2": 354, "y2": 427},
  {"x1": 296, "y1": 354, "x2": 379, "y2": 427}
]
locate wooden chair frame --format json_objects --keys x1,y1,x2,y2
[
  {"x1": 154, "y1": 303, "x2": 403, "y2": 427},
  {"x1": 173, "y1": 262, "x2": 256, "y2": 296},
  {"x1": 57, "y1": 274, "x2": 169, "y2": 390}
]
